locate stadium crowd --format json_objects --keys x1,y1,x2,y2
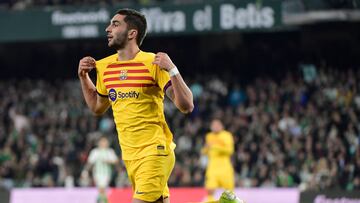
[{"x1": 0, "y1": 67, "x2": 360, "y2": 191}]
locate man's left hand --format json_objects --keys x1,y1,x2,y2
[{"x1": 152, "y1": 52, "x2": 176, "y2": 71}]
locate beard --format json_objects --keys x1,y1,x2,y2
[{"x1": 108, "y1": 29, "x2": 128, "y2": 50}]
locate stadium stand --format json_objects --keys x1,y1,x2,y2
[
  {"x1": 1, "y1": 67, "x2": 359, "y2": 191},
  {"x1": 0, "y1": 1, "x2": 359, "y2": 203}
]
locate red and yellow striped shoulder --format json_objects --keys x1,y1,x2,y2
[
  {"x1": 95, "y1": 51, "x2": 156, "y2": 70},
  {"x1": 97, "y1": 51, "x2": 158, "y2": 90}
]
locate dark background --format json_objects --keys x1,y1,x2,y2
[{"x1": 1, "y1": 22, "x2": 359, "y2": 82}]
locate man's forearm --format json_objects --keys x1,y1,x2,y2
[
  {"x1": 170, "y1": 73, "x2": 194, "y2": 113},
  {"x1": 152, "y1": 52, "x2": 194, "y2": 113},
  {"x1": 79, "y1": 74, "x2": 98, "y2": 112},
  {"x1": 212, "y1": 145, "x2": 233, "y2": 155}
]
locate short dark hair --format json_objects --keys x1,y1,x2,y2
[{"x1": 117, "y1": 8, "x2": 147, "y2": 46}]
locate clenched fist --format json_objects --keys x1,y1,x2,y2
[
  {"x1": 78, "y1": 56, "x2": 96, "y2": 78},
  {"x1": 152, "y1": 52, "x2": 176, "y2": 72}
]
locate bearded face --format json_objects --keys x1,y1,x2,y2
[
  {"x1": 108, "y1": 28, "x2": 129, "y2": 50},
  {"x1": 106, "y1": 14, "x2": 132, "y2": 51}
]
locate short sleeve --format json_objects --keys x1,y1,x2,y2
[
  {"x1": 224, "y1": 132, "x2": 234, "y2": 155},
  {"x1": 205, "y1": 133, "x2": 210, "y2": 144},
  {"x1": 108, "y1": 149, "x2": 118, "y2": 162},
  {"x1": 155, "y1": 64, "x2": 171, "y2": 93},
  {"x1": 95, "y1": 63, "x2": 108, "y2": 97},
  {"x1": 88, "y1": 149, "x2": 97, "y2": 164}
]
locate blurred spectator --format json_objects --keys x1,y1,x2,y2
[{"x1": 0, "y1": 67, "x2": 360, "y2": 192}]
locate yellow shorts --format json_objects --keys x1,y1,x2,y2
[
  {"x1": 205, "y1": 167, "x2": 234, "y2": 191},
  {"x1": 124, "y1": 150, "x2": 175, "y2": 202}
]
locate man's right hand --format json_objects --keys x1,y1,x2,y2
[{"x1": 78, "y1": 56, "x2": 96, "y2": 78}]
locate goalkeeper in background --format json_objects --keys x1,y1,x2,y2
[
  {"x1": 202, "y1": 119, "x2": 235, "y2": 202},
  {"x1": 83, "y1": 136, "x2": 118, "y2": 203}
]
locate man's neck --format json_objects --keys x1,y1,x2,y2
[{"x1": 117, "y1": 44, "x2": 140, "y2": 61}]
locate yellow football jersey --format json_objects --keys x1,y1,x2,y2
[
  {"x1": 204, "y1": 130, "x2": 234, "y2": 169},
  {"x1": 95, "y1": 51, "x2": 175, "y2": 160}
]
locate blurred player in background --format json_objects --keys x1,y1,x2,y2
[
  {"x1": 83, "y1": 136, "x2": 118, "y2": 203},
  {"x1": 202, "y1": 119, "x2": 235, "y2": 202},
  {"x1": 78, "y1": 8, "x2": 194, "y2": 203}
]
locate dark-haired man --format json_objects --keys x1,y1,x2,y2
[
  {"x1": 78, "y1": 8, "x2": 193, "y2": 203},
  {"x1": 78, "y1": 8, "x2": 245, "y2": 203}
]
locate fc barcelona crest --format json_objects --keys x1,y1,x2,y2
[{"x1": 120, "y1": 70, "x2": 128, "y2": 80}]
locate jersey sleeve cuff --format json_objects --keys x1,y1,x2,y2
[
  {"x1": 163, "y1": 80, "x2": 172, "y2": 93},
  {"x1": 96, "y1": 90, "x2": 108, "y2": 98}
]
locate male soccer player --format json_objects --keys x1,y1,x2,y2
[
  {"x1": 78, "y1": 8, "x2": 194, "y2": 203},
  {"x1": 78, "y1": 8, "x2": 244, "y2": 203},
  {"x1": 83, "y1": 136, "x2": 118, "y2": 203},
  {"x1": 202, "y1": 119, "x2": 235, "y2": 202}
]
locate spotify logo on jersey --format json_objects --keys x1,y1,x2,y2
[
  {"x1": 108, "y1": 89, "x2": 140, "y2": 101},
  {"x1": 109, "y1": 89, "x2": 117, "y2": 101}
]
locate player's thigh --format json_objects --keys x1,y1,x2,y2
[
  {"x1": 205, "y1": 170, "x2": 220, "y2": 190},
  {"x1": 134, "y1": 152, "x2": 175, "y2": 202},
  {"x1": 219, "y1": 168, "x2": 235, "y2": 190},
  {"x1": 124, "y1": 160, "x2": 136, "y2": 192},
  {"x1": 94, "y1": 174, "x2": 111, "y2": 188},
  {"x1": 162, "y1": 150, "x2": 175, "y2": 199}
]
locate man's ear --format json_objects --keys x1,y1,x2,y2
[{"x1": 128, "y1": 29, "x2": 137, "y2": 40}]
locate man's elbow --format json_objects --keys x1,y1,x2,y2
[
  {"x1": 179, "y1": 102, "x2": 194, "y2": 114},
  {"x1": 91, "y1": 108, "x2": 106, "y2": 116},
  {"x1": 89, "y1": 102, "x2": 109, "y2": 116},
  {"x1": 92, "y1": 111, "x2": 104, "y2": 117}
]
